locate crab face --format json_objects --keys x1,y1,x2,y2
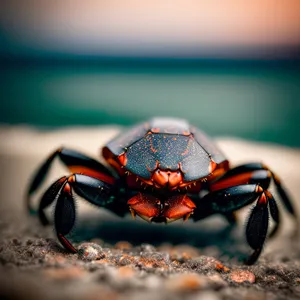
[
  {"x1": 103, "y1": 118, "x2": 221, "y2": 191},
  {"x1": 102, "y1": 117, "x2": 228, "y2": 223}
]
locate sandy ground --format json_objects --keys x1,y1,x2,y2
[{"x1": 0, "y1": 126, "x2": 300, "y2": 300}]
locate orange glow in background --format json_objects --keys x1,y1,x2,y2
[{"x1": 1, "y1": 0, "x2": 300, "y2": 58}]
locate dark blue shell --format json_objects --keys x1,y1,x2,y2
[{"x1": 105, "y1": 118, "x2": 227, "y2": 182}]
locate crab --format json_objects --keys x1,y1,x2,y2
[{"x1": 27, "y1": 117, "x2": 297, "y2": 264}]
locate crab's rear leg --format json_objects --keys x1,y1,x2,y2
[
  {"x1": 211, "y1": 162, "x2": 297, "y2": 219},
  {"x1": 41, "y1": 174, "x2": 117, "y2": 253},
  {"x1": 209, "y1": 163, "x2": 298, "y2": 237},
  {"x1": 27, "y1": 148, "x2": 116, "y2": 214},
  {"x1": 195, "y1": 184, "x2": 279, "y2": 264}
]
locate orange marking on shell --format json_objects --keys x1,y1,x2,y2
[
  {"x1": 148, "y1": 135, "x2": 158, "y2": 153},
  {"x1": 151, "y1": 128, "x2": 160, "y2": 133},
  {"x1": 208, "y1": 159, "x2": 217, "y2": 174},
  {"x1": 150, "y1": 145, "x2": 158, "y2": 153},
  {"x1": 118, "y1": 152, "x2": 128, "y2": 166},
  {"x1": 181, "y1": 137, "x2": 193, "y2": 156},
  {"x1": 181, "y1": 149, "x2": 189, "y2": 156}
]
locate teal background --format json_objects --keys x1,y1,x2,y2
[{"x1": 1, "y1": 59, "x2": 300, "y2": 147}]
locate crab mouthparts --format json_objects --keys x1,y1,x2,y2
[
  {"x1": 151, "y1": 169, "x2": 183, "y2": 190},
  {"x1": 127, "y1": 193, "x2": 196, "y2": 223}
]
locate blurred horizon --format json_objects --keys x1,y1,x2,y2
[{"x1": 1, "y1": 0, "x2": 300, "y2": 147}]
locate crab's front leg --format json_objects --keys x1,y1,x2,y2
[
  {"x1": 26, "y1": 147, "x2": 124, "y2": 252},
  {"x1": 193, "y1": 184, "x2": 279, "y2": 264},
  {"x1": 40, "y1": 174, "x2": 119, "y2": 253}
]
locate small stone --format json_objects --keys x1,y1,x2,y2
[
  {"x1": 78, "y1": 243, "x2": 105, "y2": 261},
  {"x1": 140, "y1": 244, "x2": 156, "y2": 252},
  {"x1": 230, "y1": 270, "x2": 256, "y2": 283},
  {"x1": 183, "y1": 256, "x2": 221, "y2": 272},
  {"x1": 32, "y1": 247, "x2": 49, "y2": 259},
  {"x1": 138, "y1": 252, "x2": 170, "y2": 269},
  {"x1": 215, "y1": 262, "x2": 230, "y2": 273},
  {"x1": 118, "y1": 254, "x2": 136, "y2": 266}
]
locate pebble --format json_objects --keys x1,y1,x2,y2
[
  {"x1": 78, "y1": 243, "x2": 106, "y2": 261},
  {"x1": 138, "y1": 252, "x2": 170, "y2": 269},
  {"x1": 230, "y1": 270, "x2": 256, "y2": 283},
  {"x1": 140, "y1": 244, "x2": 156, "y2": 253},
  {"x1": 118, "y1": 254, "x2": 136, "y2": 266},
  {"x1": 183, "y1": 256, "x2": 222, "y2": 272},
  {"x1": 215, "y1": 262, "x2": 230, "y2": 273}
]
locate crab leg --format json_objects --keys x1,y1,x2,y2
[
  {"x1": 27, "y1": 148, "x2": 116, "y2": 214},
  {"x1": 209, "y1": 163, "x2": 297, "y2": 219},
  {"x1": 197, "y1": 184, "x2": 279, "y2": 264},
  {"x1": 39, "y1": 174, "x2": 117, "y2": 252}
]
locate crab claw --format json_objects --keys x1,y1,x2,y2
[
  {"x1": 163, "y1": 194, "x2": 196, "y2": 223},
  {"x1": 127, "y1": 193, "x2": 161, "y2": 222}
]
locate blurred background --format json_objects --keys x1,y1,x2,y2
[{"x1": 1, "y1": 0, "x2": 300, "y2": 146}]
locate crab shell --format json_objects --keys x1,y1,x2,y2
[{"x1": 102, "y1": 117, "x2": 229, "y2": 192}]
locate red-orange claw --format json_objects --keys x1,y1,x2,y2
[
  {"x1": 163, "y1": 194, "x2": 196, "y2": 222},
  {"x1": 127, "y1": 193, "x2": 161, "y2": 222}
]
